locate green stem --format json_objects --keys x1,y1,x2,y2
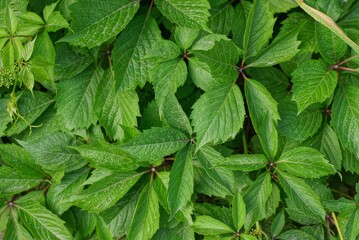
[{"x1": 331, "y1": 212, "x2": 344, "y2": 240}]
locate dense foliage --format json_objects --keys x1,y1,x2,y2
[{"x1": 1, "y1": 0, "x2": 359, "y2": 239}]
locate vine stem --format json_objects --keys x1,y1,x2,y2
[{"x1": 331, "y1": 212, "x2": 344, "y2": 240}]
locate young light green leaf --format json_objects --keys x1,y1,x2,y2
[
  {"x1": 155, "y1": 0, "x2": 210, "y2": 30},
  {"x1": 277, "y1": 171, "x2": 326, "y2": 224},
  {"x1": 243, "y1": 172, "x2": 272, "y2": 231},
  {"x1": 247, "y1": 24, "x2": 301, "y2": 67},
  {"x1": 56, "y1": 67, "x2": 103, "y2": 130},
  {"x1": 191, "y1": 83, "x2": 245, "y2": 151},
  {"x1": 174, "y1": 26, "x2": 200, "y2": 51},
  {"x1": 315, "y1": 22, "x2": 347, "y2": 64},
  {"x1": 245, "y1": 78, "x2": 280, "y2": 159},
  {"x1": 192, "y1": 39, "x2": 239, "y2": 84},
  {"x1": 196, "y1": 146, "x2": 234, "y2": 195},
  {"x1": 331, "y1": 85, "x2": 359, "y2": 159},
  {"x1": 16, "y1": 200, "x2": 73, "y2": 240},
  {"x1": 19, "y1": 67, "x2": 34, "y2": 91},
  {"x1": 270, "y1": 209, "x2": 285, "y2": 237},
  {"x1": 217, "y1": 154, "x2": 268, "y2": 172},
  {"x1": 59, "y1": 0, "x2": 140, "y2": 48},
  {"x1": 291, "y1": 59, "x2": 337, "y2": 113},
  {"x1": 22, "y1": 37, "x2": 36, "y2": 61},
  {"x1": 74, "y1": 171, "x2": 143, "y2": 213},
  {"x1": 5, "y1": 7, "x2": 17, "y2": 34},
  {"x1": 168, "y1": 145, "x2": 193, "y2": 216},
  {"x1": 47, "y1": 168, "x2": 89, "y2": 215},
  {"x1": 153, "y1": 58, "x2": 187, "y2": 113},
  {"x1": 18, "y1": 131, "x2": 86, "y2": 172},
  {"x1": 192, "y1": 215, "x2": 234, "y2": 235},
  {"x1": 232, "y1": 190, "x2": 246, "y2": 231},
  {"x1": 95, "y1": 69, "x2": 140, "y2": 141},
  {"x1": 119, "y1": 127, "x2": 189, "y2": 163},
  {"x1": 240, "y1": 234, "x2": 258, "y2": 240},
  {"x1": 276, "y1": 147, "x2": 336, "y2": 178},
  {"x1": 127, "y1": 183, "x2": 160, "y2": 240},
  {"x1": 243, "y1": 0, "x2": 276, "y2": 59},
  {"x1": 0, "y1": 166, "x2": 42, "y2": 196},
  {"x1": 45, "y1": 11, "x2": 69, "y2": 32},
  {"x1": 112, "y1": 16, "x2": 161, "y2": 91}
]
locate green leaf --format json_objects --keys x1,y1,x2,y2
[
  {"x1": 278, "y1": 97, "x2": 322, "y2": 142},
  {"x1": 95, "y1": 215, "x2": 113, "y2": 240},
  {"x1": 74, "y1": 171, "x2": 143, "y2": 213},
  {"x1": 208, "y1": 1, "x2": 234, "y2": 35},
  {"x1": 16, "y1": 200, "x2": 73, "y2": 240},
  {"x1": 243, "y1": 0, "x2": 276, "y2": 59},
  {"x1": 232, "y1": 190, "x2": 246, "y2": 231},
  {"x1": 3, "y1": 215, "x2": 33, "y2": 240},
  {"x1": 0, "y1": 166, "x2": 42, "y2": 196},
  {"x1": 71, "y1": 141, "x2": 138, "y2": 171},
  {"x1": 59, "y1": 0, "x2": 140, "y2": 48},
  {"x1": 112, "y1": 16, "x2": 161, "y2": 91},
  {"x1": 145, "y1": 40, "x2": 181, "y2": 63},
  {"x1": 153, "y1": 58, "x2": 187, "y2": 112},
  {"x1": 277, "y1": 171, "x2": 326, "y2": 224},
  {"x1": 331, "y1": 84, "x2": 359, "y2": 158},
  {"x1": 192, "y1": 39, "x2": 240, "y2": 84},
  {"x1": 155, "y1": 0, "x2": 210, "y2": 30},
  {"x1": 5, "y1": 7, "x2": 17, "y2": 34},
  {"x1": 192, "y1": 215, "x2": 234, "y2": 235},
  {"x1": 196, "y1": 146, "x2": 234, "y2": 195},
  {"x1": 46, "y1": 168, "x2": 89, "y2": 215},
  {"x1": 315, "y1": 22, "x2": 347, "y2": 64},
  {"x1": 119, "y1": 127, "x2": 189, "y2": 163},
  {"x1": 18, "y1": 131, "x2": 86, "y2": 172},
  {"x1": 127, "y1": 183, "x2": 160, "y2": 240},
  {"x1": 276, "y1": 147, "x2": 336, "y2": 178},
  {"x1": 56, "y1": 67, "x2": 103, "y2": 130},
  {"x1": 153, "y1": 222, "x2": 194, "y2": 240},
  {"x1": 0, "y1": 99, "x2": 11, "y2": 137},
  {"x1": 168, "y1": 145, "x2": 193, "y2": 216},
  {"x1": 291, "y1": 59, "x2": 337, "y2": 113},
  {"x1": 187, "y1": 57, "x2": 217, "y2": 91},
  {"x1": 6, "y1": 91, "x2": 53, "y2": 136},
  {"x1": 270, "y1": 209, "x2": 285, "y2": 237},
  {"x1": 240, "y1": 234, "x2": 258, "y2": 240},
  {"x1": 22, "y1": 37, "x2": 36, "y2": 61},
  {"x1": 174, "y1": 26, "x2": 200, "y2": 51},
  {"x1": 269, "y1": 0, "x2": 297, "y2": 13},
  {"x1": 19, "y1": 67, "x2": 34, "y2": 91},
  {"x1": 277, "y1": 229, "x2": 317, "y2": 240},
  {"x1": 243, "y1": 172, "x2": 272, "y2": 231},
  {"x1": 45, "y1": 9, "x2": 69, "y2": 32},
  {"x1": 95, "y1": 69, "x2": 140, "y2": 141},
  {"x1": 344, "y1": 205, "x2": 359, "y2": 239},
  {"x1": 245, "y1": 78, "x2": 280, "y2": 158},
  {"x1": 191, "y1": 83, "x2": 245, "y2": 150},
  {"x1": 232, "y1": 3, "x2": 247, "y2": 49},
  {"x1": 217, "y1": 154, "x2": 268, "y2": 172},
  {"x1": 247, "y1": 24, "x2": 301, "y2": 67}
]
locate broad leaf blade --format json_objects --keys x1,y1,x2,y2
[
  {"x1": 278, "y1": 171, "x2": 326, "y2": 224},
  {"x1": 127, "y1": 183, "x2": 160, "y2": 240},
  {"x1": 331, "y1": 84, "x2": 359, "y2": 158},
  {"x1": 191, "y1": 83, "x2": 245, "y2": 150},
  {"x1": 291, "y1": 59, "x2": 337, "y2": 113},
  {"x1": 232, "y1": 190, "x2": 246, "y2": 231},
  {"x1": 59, "y1": 0, "x2": 140, "y2": 48},
  {"x1": 16, "y1": 200, "x2": 73, "y2": 240},
  {"x1": 192, "y1": 215, "x2": 234, "y2": 235},
  {"x1": 168, "y1": 145, "x2": 193, "y2": 216},
  {"x1": 217, "y1": 154, "x2": 268, "y2": 172},
  {"x1": 276, "y1": 147, "x2": 336, "y2": 178},
  {"x1": 155, "y1": 0, "x2": 210, "y2": 30},
  {"x1": 118, "y1": 127, "x2": 189, "y2": 163}
]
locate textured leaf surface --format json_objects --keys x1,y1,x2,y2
[
  {"x1": 331, "y1": 85, "x2": 359, "y2": 158},
  {"x1": 112, "y1": 16, "x2": 161, "y2": 91},
  {"x1": 344, "y1": 208, "x2": 359, "y2": 240},
  {"x1": 243, "y1": 0, "x2": 276, "y2": 59},
  {"x1": 168, "y1": 145, "x2": 193, "y2": 216},
  {"x1": 16, "y1": 200, "x2": 73, "y2": 240},
  {"x1": 60, "y1": 0, "x2": 140, "y2": 48},
  {"x1": 56, "y1": 67, "x2": 103, "y2": 130},
  {"x1": 291, "y1": 59, "x2": 337, "y2": 114},
  {"x1": 74, "y1": 171, "x2": 142, "y2": 213},
  {"x1": 191, "y1": 83, "x2": 245, "y2": 150},
  {"x1": 155, "y1": 0, "x2": 210, "y2": 30},
  {"x1": 217, "y1": 154, "x2": 268, "y2": 172},
  {"x1": 192, "y1": 215, "x2": 233, "y2": 235},
  {"x1": 276, "y1": 147, "x2": 336, "y2": 178},
  {"x1": 278, "y1": 171, "x2": 326, "y2": 223},
  {"x1": 277, "y1": 230, "x2": 317, "y2": 240},
  {"x1": 127, "y1": 183, "x2": 160, "y2": 240},
  {"x1": 243, "y1": 172, "x2": 272, "y2": 231},
  {"x1": 119, "y1": 127, "x2": 189, "y2": 163},
  {"x1": 245, "y1": 78, "x2": 280, "y2": 158},
  {"x1": 232, "y1": 190, "x2": 246, "y2": 231}
]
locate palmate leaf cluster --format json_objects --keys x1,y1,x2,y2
[{"x1": 0, "y1": 0, "x2": 359, "y2": 239}]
